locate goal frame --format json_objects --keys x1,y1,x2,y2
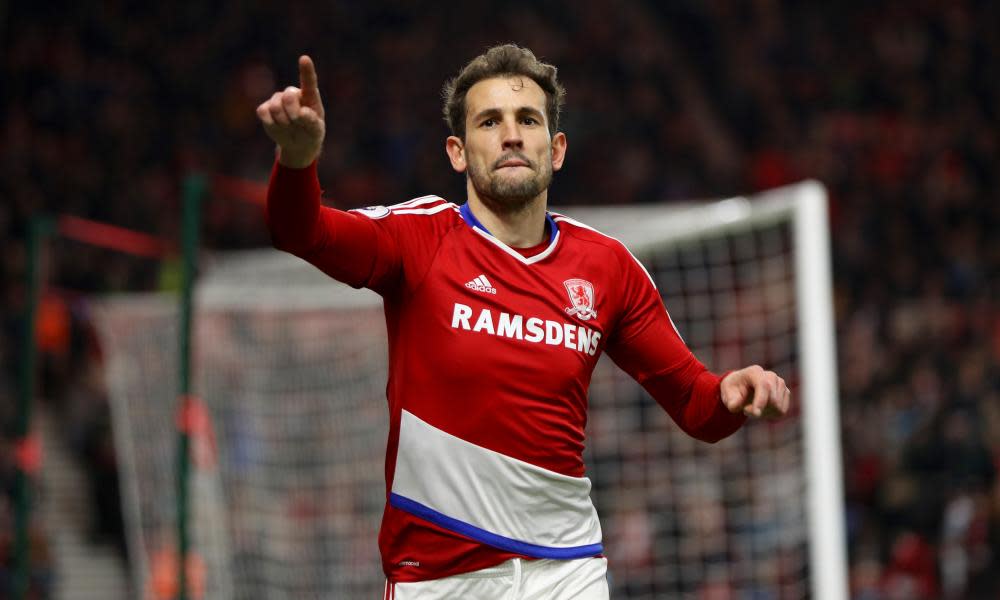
[{"x1": 97, "y1": 180, "x2": 847, "y2": 599}]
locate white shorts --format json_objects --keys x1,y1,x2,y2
[{"x1": 385, "y1": 557, "x2": 609, "y2": 600}]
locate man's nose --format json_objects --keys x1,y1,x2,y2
[{"x1": 500, "y1": 119, "x2": 523, "y2": 149}]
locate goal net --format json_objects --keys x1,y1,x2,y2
[{"x1": 93, "y1": 181, "x2": 845, "y2": 599}]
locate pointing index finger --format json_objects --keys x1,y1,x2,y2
[{"x1": 299, "y1": 55, "x2": 319, "y2": 103}]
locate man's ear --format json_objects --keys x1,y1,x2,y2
[
  {"x1": 446, "y1": 136, "x2": 467, "y2": 173},
  {"x1": 551, "y1": 132, "x2": 567, "y2": 172}
]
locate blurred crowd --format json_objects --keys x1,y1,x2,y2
[{"x1": 2, "y1": 0, "x2": 998, "y2": 598}]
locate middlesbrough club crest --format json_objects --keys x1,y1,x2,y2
[{"x1": 564, "y1": 278, "x2": 597, "y2": 321}]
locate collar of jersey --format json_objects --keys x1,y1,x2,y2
[{"x1": 460, "y1": 202, "x2": 560, "y2": 265}]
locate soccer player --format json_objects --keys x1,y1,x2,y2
[{"x1": 257, "y1": 45, "x2": 790, "y2": 599}]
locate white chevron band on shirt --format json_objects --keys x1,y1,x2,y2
[{"x1": 391, "y1": 409, "x2": 602, "y2": 555}]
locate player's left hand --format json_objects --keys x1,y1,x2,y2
[{"x1": 720, "y1": 365, "x2": 790, "y2": 420}]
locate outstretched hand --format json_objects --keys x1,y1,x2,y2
[
  {"x1": 256, "y1": 55, "x2": 326, "y2": 168},
  {"x1": 721, "y1": 365, "x2": 790, "y2": 420}
]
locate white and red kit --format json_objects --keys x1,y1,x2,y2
[{"x1": 266, "y1": 161, "x2": 746, "y2": 584}]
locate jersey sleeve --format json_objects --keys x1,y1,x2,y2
[
  {"x1": 604, "y1": 245, "x2": 746, "y2": 443},
  {"x1": 265, "y1": 160, "x2": 450, "y2": 296}
]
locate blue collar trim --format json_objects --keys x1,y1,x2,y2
[{"x1": 460, "y1": 202, "x2": 559, "y2": 241}]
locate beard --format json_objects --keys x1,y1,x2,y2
[{"x1": 467, "y1": 152, "x2": 553, "y2": 213}]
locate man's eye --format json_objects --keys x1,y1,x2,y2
[
  {"x1": 482, "y1": 118, "x2": 497, "y2": 127},
  {"x1": 522, "y1": 117, "x2": 538, "y2": 125}
]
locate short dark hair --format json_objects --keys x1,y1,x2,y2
[{"x1": 442, "y1": 44, "x2": 566, "y2": 140}]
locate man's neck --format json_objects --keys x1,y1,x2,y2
[{"x1": 466, "y1": 188, "x2": 548, "y2": 248}]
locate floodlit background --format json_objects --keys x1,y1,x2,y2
[{"x1": 2, "y1": 1, "x2": 998, "y2": 598}]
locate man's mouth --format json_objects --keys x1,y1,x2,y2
[{"x1": 495, "y1": 157, "x2": 531, "y2": 170}]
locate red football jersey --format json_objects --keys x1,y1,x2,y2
[{"x1": 266, "y1": 161, "x2": 746, "y2": 582}]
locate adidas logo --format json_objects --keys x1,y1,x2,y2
[{"x1": 465, "y1": 274, "x2": 497, "y2": 295}]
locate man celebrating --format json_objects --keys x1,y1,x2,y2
[{"x1": 257, "y1": 44, "x2": 789, "y2": 599}]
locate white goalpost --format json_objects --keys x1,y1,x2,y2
[
  {"x1": 94, "y1": 180, "x2": 846, "y2": 599},
  {"x1": 794, "y1": 183, "x2": 848, "y2": 600}
]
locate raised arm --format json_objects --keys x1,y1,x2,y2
[
  {"x1": 255, "y1": 57, "x2": 396, "y2": 291},
  {"x1": 256, "y1": 55, "x2": 329, "y2": 257}
]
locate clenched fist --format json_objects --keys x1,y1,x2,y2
[
  {"x1": 256, "y1": 55, "x2": 326, "y2": 169},
  {"x1": 721, "y1": 365, "x2": 791, "y2": 420}
]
